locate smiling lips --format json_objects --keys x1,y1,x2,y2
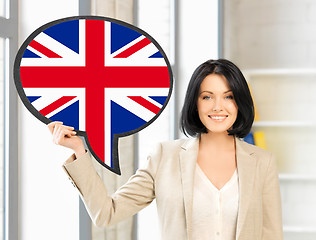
[{"x1": 208, "y1": 115, "x2": 228, "y2": 122}]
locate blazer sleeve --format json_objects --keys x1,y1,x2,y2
[
  {"x1": 261, "y1": 153, "x2": 284, "y2": 240},
  {"x1": 62, "y1": 143, "x2": 162, "y2": 228}
]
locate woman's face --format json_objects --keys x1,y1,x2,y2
[{"x1": 197, "y1": 74, "x2": 238, "y2": 134}]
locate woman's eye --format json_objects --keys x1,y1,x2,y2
[
  {"x1": 202, "y1": 96, "x2": 211, "y2": 100},
  {"x1": 225, "y1": 95, "x2": 234, "y2": 100}
]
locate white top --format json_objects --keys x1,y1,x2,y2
[{"x1": 192, "y1": 164, "x2": 239, "y2": 240}]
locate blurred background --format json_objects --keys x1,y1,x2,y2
[{"x1": 1, "y1": 0, "x2": 316, "y2": 239}]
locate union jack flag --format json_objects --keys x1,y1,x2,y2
[{"x1": 16, "y1": 17, "x2": 172, "y2": 174}]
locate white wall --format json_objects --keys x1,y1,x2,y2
[
  {"x1": 19, "y1": 1, "x2": 80, "y2": 240},
  {"x1": 223, "y1": 0, "x2": 316, "y2": 69}
]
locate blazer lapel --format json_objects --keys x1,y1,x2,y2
[
  {"x1": 178, "y1": 137, "x2": 256, "y2": 240},
  {"x1": 235, "y1": 137, "x2": 257, "y2": 239},
  {"x1": 179, "y1": 138, "x2": 199, "y2": 240}
]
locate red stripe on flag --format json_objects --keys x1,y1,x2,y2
[
  {"x1": 85, "y1": 19, "x2": 106, "y2": 163},
  {"x1": 20, "y1": 66, "x2": 170, "y2": 88},
  {"x1": 114, "y1": 38, "x2": 151, "y2": 58},
  {"x1": 29, "y1": 40, "x2": 62, "y2": 58},
  {"x1": 39, "y1": 96, "x2": 76, "y2": 116},
  {"x1": 128, "y1": 96, "x2": 161, "y2": 114}
]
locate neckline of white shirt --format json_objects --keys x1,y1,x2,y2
[{"x1": 196, "y1": 164, "x2": 238, "y2": 193}]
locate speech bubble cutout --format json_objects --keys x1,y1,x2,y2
[{"x1": 14, "y1": 16, "x2": 173, "y2": 175}]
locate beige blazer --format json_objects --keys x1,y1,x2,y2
[{"x1": 63, "y1": 137, "x2": 283, "y2": 240}]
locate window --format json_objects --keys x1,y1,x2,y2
[
  {"x1": 0, "y1": 0, "x2": 18, "y2": 239},
  {"x1": 0, "y1": 0, "x2": 4, "y2": 17}
]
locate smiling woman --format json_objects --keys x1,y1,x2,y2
[
  {"x1": 197, "y1": 74, "x2": 238, "y2": 134},
  {"x1": 49, "y1": 58, "x2": 283, "y2": 240},
  {"x1": 180, "y1": 59, "x2": 254, "y2": 139}
]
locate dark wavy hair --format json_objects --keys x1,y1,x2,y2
[{"x1": 180, "y1": 59, "x2": 254, "y2": 138}]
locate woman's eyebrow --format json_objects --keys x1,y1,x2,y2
[
  {"x1": 224, "y1": 90, "x2": 233, "y2": 93},
  {"x1": 199, "y1": 90, "x2": 232, "y2": 94}
]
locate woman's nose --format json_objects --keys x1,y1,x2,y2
[{"x1": 212, "y1": 98, "x2": 223, "y2": 112}]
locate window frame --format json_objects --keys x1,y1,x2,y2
[
  {"x1": 0, "y1": 0, "x2": 18, "y2": 239},
  {"x1": 78, "y1": 1, "x2": 92, "y2": 240}
]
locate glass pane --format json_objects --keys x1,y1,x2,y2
[
  {"x1": 0, "y1": 0, "x2": 4, "y2": 17},
  {"x1": 0, "y1": 37, "x2": 4, "y2": 239}
]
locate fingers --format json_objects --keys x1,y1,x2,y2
[
  {"x1": 49, "y1": 121, "x2": 76, "y2": 146},
  {"x1": 55, "y1": 127, "x2": 75, "y2": 145},
  {"x1": 48, "y1": 121, "x2": 75, "y2": 134},
  {"x1": 48, "y1": 121, "x2": 63, "y2": 134},
  {"x1": 47, "y1": 121, "x2": 85, "y2": 152}
]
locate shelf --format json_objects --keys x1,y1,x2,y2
[
  {"x1": 245, "y1": 68, "x2": 316, "y2": 236},
  {"x1": 253, "y1": 121, "x2": 316, "y2": 127},
  {"x1": 283, "y1": 226, "x2": 316, "y2": 233},
  {"x1": 279, "y1": 174, "x2": 316, "y2": 181}
]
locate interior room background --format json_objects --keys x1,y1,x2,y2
[{"x1": 0, "y1": 0, "x2": 315, "y2": 239}]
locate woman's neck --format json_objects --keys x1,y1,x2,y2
[{"x1": 199, "y1": 132, "x2": 235, "y2": 152}]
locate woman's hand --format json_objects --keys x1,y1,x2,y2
[{"x1": 48, "y1": 121, "x2": 86, "y2": 159}]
